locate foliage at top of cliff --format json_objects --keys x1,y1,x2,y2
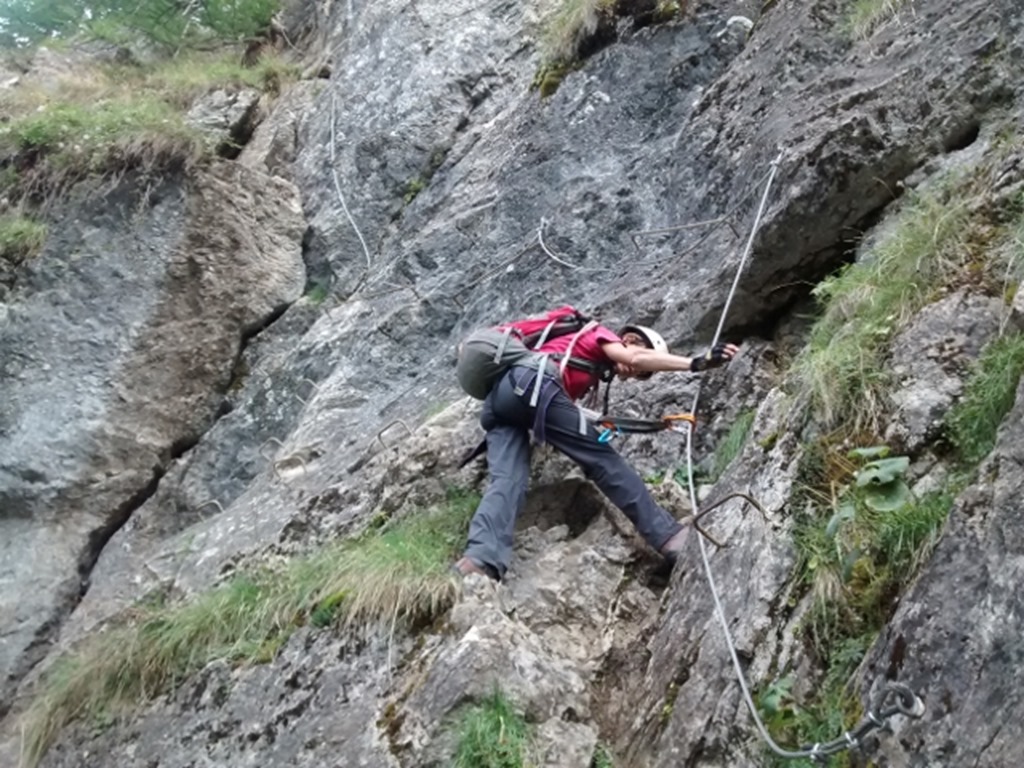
[
  {"x1": 0, "y1": 0, "x2": 299, "y2": 205},
  {"x1": 0, "y1": 47, "x2": 298, "y2": 203},
  {"x1": 0, "y1": 0, "x2": 279, "y2": 52}
]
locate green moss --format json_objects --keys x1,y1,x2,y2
[
  {"x1": 404, "y1": 177, "x2": 426, "y2": 205},
  {"x1": 532, "y1": 60, "x2": 573, "y2": 98}
]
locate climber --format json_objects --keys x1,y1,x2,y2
[{"x1": 453, "y1": 320, "x2": 740, "y2": 580}]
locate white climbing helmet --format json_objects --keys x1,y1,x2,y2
[
  {"x1": 619, "y1": 324, "x2": 668, "y2": 380},
  {"x1": 619, "y1": 324, "x2": 669, "y2": 354}
]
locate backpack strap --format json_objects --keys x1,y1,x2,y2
[
  {"x1": 553, "y1": 321, "x2": 599, "y2": 434},
  {"x1": 530, "y1": 353, "x2": 549, "y2": 407},
  {"x1": 532, "y1": 319, "x2": 560, "y2": 349},
  {"x1": 493, "y1": 326, "x2": 515, "y2": 363},
  {"x1": 557, "y1": 321, "x2": 598, "y2": 380}
]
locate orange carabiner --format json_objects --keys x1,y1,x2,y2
[{"x1": 662, "y1": 413, "x2": 697, "y2": 431}]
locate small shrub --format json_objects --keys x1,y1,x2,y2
[
  {"x1": 453, "y1": 689, "x2": 532, "y2": 768},
  {"x1": 591, "y1": 743, "x2": 615, "y2": 768},
  {"x1": 946, "y1": 332, "x2": 1024, "y2": 465},
  {"x1": 0, "y1": 214, "x2": 47, "y2": 265}
]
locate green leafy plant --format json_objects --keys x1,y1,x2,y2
[
  {"x1": 404, "y1": 176, "x2": 426, "y2": 205},
  {"x1": 304, "y1": 280, "x2": 330, "y2": 305},
  {"x1": 453, "y1": 689, "x2": 533, "y2": 768},
  {"x1": 761, "y1": 634, "x2": 873, "y2": 768},
  {"x1": 757, "y1": 674, "x2": 799, "y2": 740},
  {"x1": 946, "y1": 332, "x2": 1024, "y2": 464},
  {"x1": 591, "y1": 743, "x2": 615, "y2": 768},
  {"x1": 21, "y1": 489, "x2": 480, "y2": 767},
  {"x1": 786, "y1": 441, "x2": 954, "y2": 762},
  {"x1": 653, "y1": 0, "x2": 681, "y2": 22}
]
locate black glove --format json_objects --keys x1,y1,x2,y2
[{"x1": 690, "y1": 342, "x2": 731, "y2": 372}]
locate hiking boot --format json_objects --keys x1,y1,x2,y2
[
  {"x1": 452, "y1": 556, "x2": 500, "y2": 581},
  {"x1": 659, "y1": 527, "x2": 689, "y2": 564}
]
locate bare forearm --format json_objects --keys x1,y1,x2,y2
[{"x1": 627, "y1": 348, "x2": 694, "y2": 372}]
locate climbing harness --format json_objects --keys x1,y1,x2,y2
[{"x1": 671, "y1": 151, "x2": 925, "y2": 761}]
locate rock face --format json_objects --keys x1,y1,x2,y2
[
  {"x1": 863, "y1": 380, "x2": 1024, "y2": 768},
  {"x1": 0, "y1": 163, "x2": 305, "y2": 714},
  {"x1": 2, "y1": 0, "x2": 1024, "y2": 766}
]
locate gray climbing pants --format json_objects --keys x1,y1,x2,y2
[{"x1": 464, "y1": 365, "x2": 684, "y2": 576}]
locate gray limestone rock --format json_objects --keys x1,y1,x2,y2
[
  {"x1": 861, "y1": 379, "x2": 1024, "y2": 768},
  {"x1": 885, "y1": 291, "x2": 1007, "y2": 453},
  {"x1": 4, "y1": 0, "x2": 1024, "y2": 766},
  {"x1": 0, "y1": 163, "x2": 305, "y2": 713}
]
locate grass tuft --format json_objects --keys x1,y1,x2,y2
[
  {"x1": 946, "y1": 332, "x2": 1024, "y2": 464},
  {"x1": 540, "y1": 0, "x2": 614, "y2": 66},
  {"x1": 0, "y1": 214, "x2": 47, "y2": 266},
  {"x1": 453, "y1": 689, "x2": 532, "y2": 768},
  {"x1": 846, "y1": 0, "x2": 908, "y2": 39},
  {"x1": 711, "y1": 409, "x2": 755, "y2": 481},
  {"x1": 0, "y1": 51, "x2": 299, "y2": 202},
  {"x1": 139, "y1": 52, "x2": 302, "y2": 106},
  {"x1": 20, "y1": 489, "x2": 479, "y2": 766},
  {"x1": 793, "y1": 187, "x2": 970, "y2": 433}
]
